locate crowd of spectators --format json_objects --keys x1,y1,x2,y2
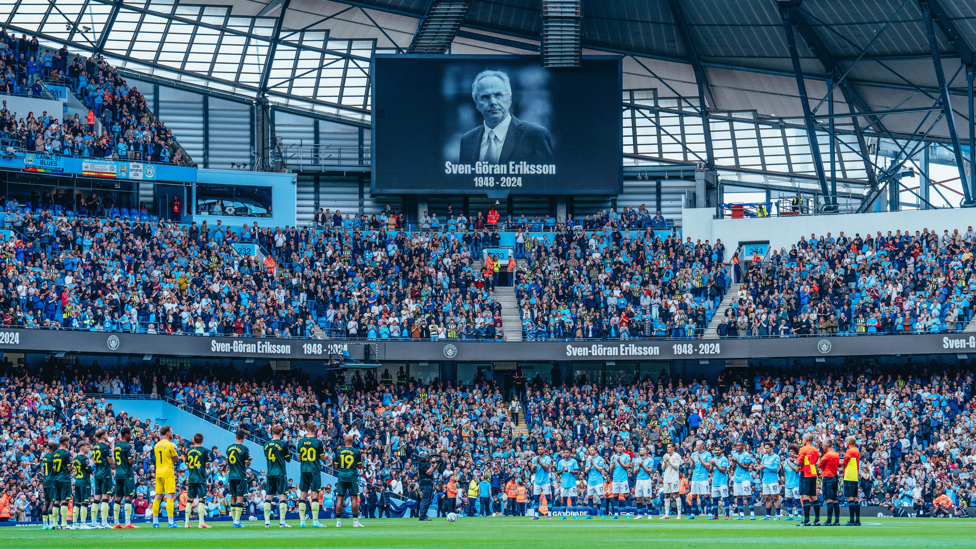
[
  {"x1": 3, "y1": 356, "x2": 976, "y2": 521},
  {"x1": 0, "y1": 207, "x2": 506, "y2": 339},
  {"x1": 721, "y1": 228, "x2": 976, "y2": 338},
  {"x1": 514, "y1": 226, "x2": 728, "y2": 340},
  {"x1": 0, "y1": 27, "x2": 188, "y2": 165}
]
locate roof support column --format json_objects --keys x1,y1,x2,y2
[
  {"x1": 969, "y1": 65, "x2": 975, "y2": 205},
  {"x1": 921, "y1": 0, "x2": 974, "y2": 206},
  {"x1": 780, "y1": 8, "x2": 834, "y2": 211}
]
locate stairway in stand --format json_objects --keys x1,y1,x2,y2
[
  {"x1": 495, "y1": 286, "x2": 523, "y2": 341},
  {"x1": 702, "y1": 282, "x2": 741, "y2": 339}
]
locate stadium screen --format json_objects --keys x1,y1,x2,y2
[{"x1": 371, "y1": 55, "x2": 622, "y2": 195}]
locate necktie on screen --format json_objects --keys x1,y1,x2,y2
[{"x1": 486, "y1": 130, "x2": 500, "y2": 163}]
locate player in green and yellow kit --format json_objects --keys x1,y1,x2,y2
[
  {"x1": 184, "y1": 433, "x2": 212, "y2": 528},
  {"x1": 334, "y1": 434, "x2": 363, "y2": 528},
  {"x1": 263, "y1": 425, "x2": 292, "y2": 528},
  {"x1": 297, "y1": 421, "x2": 328, "y2": 528},
  {"x1": 227, "y1": 430, "x2": 252, "y2": 528},
  {"x1": 72, "y1": 441, "x2": 94, "y2": 529}
]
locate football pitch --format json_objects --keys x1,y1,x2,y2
[{"x1": 3, "y1": 518, "x2": 971, "y2": 549}]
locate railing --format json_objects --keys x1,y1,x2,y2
[{"x1": 281, "y1": 144, "x2": 371, "y2": 169}]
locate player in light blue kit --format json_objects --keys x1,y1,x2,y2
[
  {"x1": 728, "y1": 441, "x2": 755, "y2": 520},
  {"x1": 760, "y1": 442, "x2": 782, "y2": 520},
  {"x1": 556, "y1": 450, "x2": 580, "y2": 520},
  {"x1": 583, "y1": 446, "x2": 606, "y2": 520},
  {"x1": 631, "y1": 447, "x2": 655, "y2": 519},
  {"x1": 530, "y1": 450, "x2": 553, "y2": 520},
  {"x1": 688, "y1": 440, "x2": 712, "y2": 520},
  {"x1": 706, "y1": 445, "x2": 730, "y2": 520},
  {"x1": 783, "y1": 444, "x2": 801, "y2": 520},
  {"x1": 609, "y1": 441, "x2": 631, "y2": 519}
]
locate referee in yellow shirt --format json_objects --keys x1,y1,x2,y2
[{"x1": 152, "y1": 426, "x2": 180, "y2": 528}]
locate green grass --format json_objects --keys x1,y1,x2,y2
[{"x1": 4, "y1": 517, "x2": 972, "y2": 548}]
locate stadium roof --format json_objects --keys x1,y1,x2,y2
[
  {"x1": 3, "y1": 0, "x2": 973, "y2": 136},
  {"x1": 5, "y1": 0, "x2": 976, "y2": 204}
]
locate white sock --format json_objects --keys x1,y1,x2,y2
[{"x1": 664, "y1": 499, "x2": 670, "y2": 516}]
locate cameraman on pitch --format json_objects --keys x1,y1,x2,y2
[{"x1": 414, "y1": 444, "x2": 442, "y2": 521}]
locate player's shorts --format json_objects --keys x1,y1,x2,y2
[
  {"x1": 635, "y1": 479, "x2": 654, "y2": 498},
  {"x1": 155, "y1": 475, "x2": 176, "y2": 495},
  {"x1": 42, "y1": 483, "x2": 54, "y2": 503},
  {"x1": 799, "y1": 476, "x2": 817, "y2": 497},
  {"x1": 733, "y1": 481, "x2": 752, "y2": 497},
  {"x1": 612, "y1": 481, "x2": 629, "y2": 495},
  {"x1": 53, "y1": 481, "x2": 72, "y2": 502},
  {"x1": 188, "y1": 482, "x2": 206, "y2": 500},
  {"x1": 114, "y1": 477, "x2": 135, "y2": 499},
  {"x1": 300, "y1": 472, "x2": 322, "y2": 492},
  {"x1": 560, "y1": 487, "x2": 577, "y2": 498},
  {"x1": 228, "y1": 478, "x2": 249, "y2": 498},
  {"x1": 691, "y1": 480, "x2": 710, "y2": 495},
  {"x1": 710, "y1": 484, "x2": 729, "y2": 498},
  {"x1": 586, "y1": 484, "x2": 605, "y2": 497},
  {"x1": 94, "y1": 477, "x2": 114, "y2": 496},
  {"x1": 822, "y1": 477, "x2": 839, "y2": 501},
  {"x1": 761, "y1": 482, "x2": 780, "y2": 496},
  {"x1": 532, "y1": 482, "x2": 551, "y2": 496},
  {"x1": 784, "y1": 486, "x2": 800, "y2": 499},
  {"x1": 336, "y1": 480, "x2": 360, "y2": 498},
  {"x1": 74, "y1": 484, "x2": 92, "y2": 504},
  {"x1": 662, "y1": 482, "x2": 679, "y2": 494},
  {"x1": 266, "y1": 475, "x2": 287, "y2": 496},
  {"x1": 843, "y1": 480, "x2": 859, "y2": 499}
]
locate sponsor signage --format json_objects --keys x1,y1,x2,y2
[
  {"x1": 24, "y1": 154, "x2": 64, "y2": 174},
  {"x1": 83, "y1": 161, "x2": 118, "y2": 178},
  {"x1": 81, "y1": 160, "x2": 159, "y2": 180}
]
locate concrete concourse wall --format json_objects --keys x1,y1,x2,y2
[{"x1": 682, "y1": 206, "x2": 976, "y2": 253}]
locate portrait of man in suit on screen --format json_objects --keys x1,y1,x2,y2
[{"x1": 458, "y1": 70, "x2": 554, "y2": 166}]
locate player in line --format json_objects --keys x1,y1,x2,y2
[
  {"x1": 729, "y1": 441, "x2": 755, "y2": 520},
  {"x1": 706, "y1": 445, "x2": 730, "y2": 519},
  {"x1": 631, "y1": 447, "x2": 654, "y2": 519},
  {"x1": 227, "y1": 430, "x2": 252, "y2": 528},
  {"x1": 152, "y1": 426, "x2": 180, "y2": 528},
  {"x1": 688, "y1": 441, "x2": 711, "y2": 520},
  {"x1": 609, "y1": 442, "x2": 631, "y2": 519},
  {"x1": 556, "y1": 449, "x2": 580, "y2": 520},
  {"x1": 264, "y1": 425, "x2": 292, "y2": 528},
  {"x1": 659, "y1": 443, "x2": 683, "y2": 519},
  {"x1": 71, "y1": 441, "x2": 94, "y2": 529},
  {"x1": 91, "y1": 429, "x2": 114, "y2": 528},
  {"x1": 581, "y1": 446, "x2": 606, "y2": 520},
  {"x1": 184, "y1": 433, "x2": 211, "y2": 528},
  {"x1": 759, "y1": 442, "x2": 782, "y2": 520},
  {"x1": 334, "y1": 434, "x2": 365, "y2": 527},
  {"x1": 298, "y1": 421, "x2": 329, "y2": 528}
]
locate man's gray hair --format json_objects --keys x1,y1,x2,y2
[{"x1": 471, "y1": 70, "x2": 512, "y2": 99}]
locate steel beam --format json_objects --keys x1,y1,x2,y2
[
  {"x1": 668, "y1": 0, "x2": 714, "y2": 109},
  {"x1": 258, "y1": 0, "x2": 293, "y2": 94},
  {"x1": 969, "y1": 65, "x2": 975, "y2": 204},
  {"x1": 407, "y1": 0, "x2": 471, "y2": 54},
  {"x1": 94, "y1": 0, "x2": 123, "y2": 54},
  {"x1": 923, "y1": 0, "x2": 974, "y2": 67},
  {"x1": 781, "y1": 10, "x2": 833, "y2": 209},
  {"x1": 921, "y1": 1, "x2": 974, "y2": 206},
  {"x1": 840, "y1": 85, "x2": 881, "y2": 193}
]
